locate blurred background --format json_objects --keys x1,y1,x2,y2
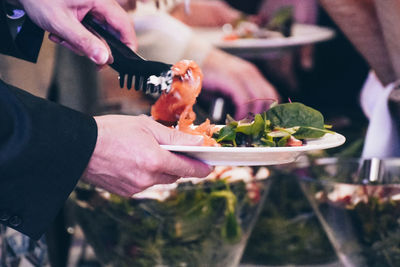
[{"x1": 0, "y1": 0, "x2": 378, "y2": 266}]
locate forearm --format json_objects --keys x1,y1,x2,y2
[{"x1": 319, "y1": 0, "x2": 395, "y2": 85}]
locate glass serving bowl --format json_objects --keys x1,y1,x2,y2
[
  {"x1": 241, "y1": 168, "x2": 337, "y2": 266},
  {"x1": 70, "y1": 166, "x2": 271, "y2": 267},
  {"x1": 296, "y1": 158, "x2": 400, "y2": 267}
]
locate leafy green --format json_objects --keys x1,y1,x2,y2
[
  {"x1": 71, "y1": 176, "x2": 268, "y2": 267},
  {"x1": 222, "y1": 212, "x2": 242, "y2": 243},
  {"x1": 320, "y1": 196, "x2": 400, "y2": 266},
  {"x1": 261, "y1": 137, "x2": 276, "y2": 147},
  {"x1": 217, "y1": 124, "x2": 237, "y2": 143},
  {"x1": 266, "y1": 6, "x2": 294, "y2": 37},
  {"x1": 213, "y1": 102, "x2": 335, "y2": 147},
  {"x1": 266, "y1": 103, "x2": 325, "y2": 129},
  {"x1": 236, "y1": 114, "x2": 265, "y2": 137},
  {"x1": 267, "y1": 127, "x2": 298, "y2": 138},
  {"x1": 236, "y1": 123, "x2": 252, "y2": 135},
  {"x1": 251, "y1": 114, "x2": 265, "y2": 137},
  {"x1": 293, "y1": 126, "x2": 334, "y2": 139},
  {"x1": 277, "y1": 135, "x2": 291, "y2": 147}
]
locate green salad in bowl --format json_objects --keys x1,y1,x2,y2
[
  {"x1": 296, "y1": 158, "x2": 400, "y2": 267},
  {"x1": 71, "y1": 166, "x2": 271, "y2": 267}
]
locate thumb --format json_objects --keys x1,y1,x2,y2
[
  {"x1": 165, "y1": 130, "x2": 205, "y2": 146},
  {"x1": 150, "y1": 122, "x2": 204, "y2": 146}
]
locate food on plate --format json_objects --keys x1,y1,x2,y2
[
  {"x1": 71, "y1": 166, "x2": 271, "y2": 267},
  {"x1": 151, "y1": 60, "x2": 334, "y2": 148},
  {"x1": 222, "y1": 21, "x2": 282, "y2": 41},
  {"x1": 223, "y1": 6, "x2": 294, "y2": 41},
  {"x1": 213, "y1": 102, "x2": 334, "y2": 147},
  {"x1": 266, "y1": 6, "x2": 295, "y2": 37},
  {"x1": 151, "y1": 60, "x2": 202, "y2": 125},
  {"x1": 151, "y1": 60, "x2": 218, "y2": 146}
]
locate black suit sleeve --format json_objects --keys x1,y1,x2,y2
[
  {"x1": 0, "y1": 80, "x2": 98, "y2": 240},
  {"x1": 0, "y1": 0, "x2": 44, "y2": 62},
  {"x1": 0, "y1": 1, "x2": 98, "y2": 240}
]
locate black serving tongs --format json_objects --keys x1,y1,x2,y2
[{"x1": 82, "y1": 14, "x2": 173, "y2": 94}]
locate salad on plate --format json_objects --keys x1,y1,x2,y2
[
  {"x1": 223, "y1": 6, "x2": 294, "y2": 41},
  {"x1": 151, "y1": 60, "x2": 338, "y2": 149}
]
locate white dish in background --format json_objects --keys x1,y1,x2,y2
[
  {"x1": 193, "y1": 24, "x2": 335, "y2": 57},
  {"x1": 161, "y1": 132, "x2": 345, "y2": 166}
]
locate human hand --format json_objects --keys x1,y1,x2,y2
[
  {"x1": 83, "y1": 115, "x2": 212, "y2": 197},
  {"x1": 201, "y1": 49, "x2": 280, "y2": 120},
  {"x1": 17, "y1": 0, "x2": 137, "y2": 66},
  {"x1": 170, "y1": 0, "x2": 241, "y2": 27}
]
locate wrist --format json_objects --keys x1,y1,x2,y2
[
  {"x1": 84, "y1": 116, "x2": 105, "y2": 167},
  {"x1": 81, "y1": 116, "x2": 103, "y2": 182}
]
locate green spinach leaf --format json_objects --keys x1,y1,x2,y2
[
  {"x1": 293, "y1": 126, "x2": 334, "y2": 139},
  {"x1": 217, "y1": 125, "x2": 237, "y2": 143},
  {"x1": 277, "y1": 135, "x2": 291, "y2": 147},
  {"x1": 266, "y1": 103, "x2": 325, "y2": 129}
]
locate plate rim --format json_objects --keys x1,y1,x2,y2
[
  {"x1": 160, "y1": 132, "x2": 346, "y2": 153},
  {"x1": 193, "y1": 23, "x2": 336, "y2": 50}
]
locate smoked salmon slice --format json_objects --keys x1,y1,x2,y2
[{"x1": 151, "y1": 60, "x2": 219, "y2": 146}]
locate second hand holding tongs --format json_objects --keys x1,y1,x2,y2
[{"x1": 82, "y1": 14, "x2": 173, "y2": 94}]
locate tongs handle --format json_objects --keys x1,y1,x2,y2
[{"x1": 82, "y1": 14, "x2": 173, "y2": 92}]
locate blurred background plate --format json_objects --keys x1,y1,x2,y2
[
  {"x1": 194, "y1": 24, "x2": 335, "y2": 57},
  {"x1": 161, "y1": 132, "x2": 345, "y2": 166}
]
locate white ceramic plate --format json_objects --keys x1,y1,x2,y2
[
  {"x1": 161, "y1": 132, "x2": 345, "y2": 166},
  {"x1": 193, "y1": 24, "x2": 335, "y2": 56}
]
